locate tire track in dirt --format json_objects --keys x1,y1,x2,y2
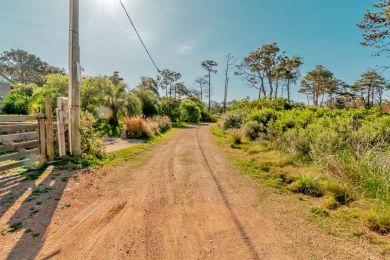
[
  {"x1": 195, "y1": 126, "x2": 261, "y2": 260},
  {"x1": 10, "y1": 125, "x2": 385, "y2": 260}
]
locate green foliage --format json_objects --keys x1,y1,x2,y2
[
  {"x1": 221, "y1": 110, "x2": 245, "y2": 130},
  {"x1": 79, "y1": 111, "x2": 106, "y2": 165},
  {"x1": 179, "y1": 100, "x2": 201, "y2": 123},
  {"x1": 186, "y1": 97, "x2": 216, "y2": 122},
  {"x1": 310, "y1": 207, "x2": 330, "y2": 217},
  {"x1": 222, "y1": 98, "x2": 390, "y2": 218},
  {"x1": 31, "y1": 74, "x2": 68, "y2": 112},
  {"x1": 0, "y1": 49, "x2": 64, "y2": 86},
  {"x1": 229, "y1": 98, "x2": 294, "y2": 112},
  {"x1": 325, "y1": 181, "x2": 355, "y2": 206},
  {"x1": 321, "y1": 195, "x2": 340, "y2": 210},
  {"x1": 159, "y1": 97, "x2": 180, "y2": 121},
  {"x1": 358, "y1": 0, "x2": 390, "y2": 57},
  {"x1": 243, "y1": 120, "x2": 263, "y2": 140},
  {"x1": 1, "y1": 88, "x2": 31, "y2": 114},
  {"x1": 200, "y1": 110, "x2": 217, "y2": 122},
  {"x1": 81, "y1": 76, "x2": 112, "y2": 113},
  {"x1": 246, "y1": 108, "x2": 278, "y2": 126},
  {"x1": 126, "y1": 94, "x2": 142, "y2": 117},
  {"x1": 288, "y1": 175, "x2": 323, "y2": 197},
  {"x1": 365, "y1": 205, "x2": 390, "y2": 234},
  {"x1": 93, "y1": 121, "x2": 122, "y2": 137},
  {"x1": 1, "y1": 222, "x2": 23, "y2": 235},
  {"x1": 135, "y1": 88, "x2": 159, "y2": 117}
]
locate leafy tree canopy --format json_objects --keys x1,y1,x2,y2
[
  {"x1": 358, "y1": 0, "x2": 390, "y2": 57},
  {"x1": 0, "y1": 49, "x2": 64, "y2": 86}
]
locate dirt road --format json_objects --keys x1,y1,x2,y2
[{"x1": 2, "y1": 125, "x2": 386, "y2": 259}]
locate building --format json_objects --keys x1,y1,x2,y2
[{"x1": 0, "y1": 81, "x2": 11, "y2": 103}]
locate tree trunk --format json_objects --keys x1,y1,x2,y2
[
  {"x1": 268, "y1": 76, "x2": 273, "y2": 100},
  {"x1": 274, "y1": 80, "x2": 279, "y2": 99},
  {"x1": 367, "y1": 85, "x2": 371, "y2": 107},
  {"x1": 224, "y1": 63, "x2": 229, "y2": 113},
  {"x1": 208, "y1": 71, "x2": 211, "y2": 112},
  {"x1": 287, "y1": 79, "x2": 291, "y2": 103},
  {"x1": 261, "y1": 79, "x2": 266, "y2": 97},
  {"x1": 200, "y1": 83, "x2": 203, "y2": 103}
]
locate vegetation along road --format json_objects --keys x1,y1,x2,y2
[{"x1": 1, "y1": 124, "x2": 385, "y2": 260}]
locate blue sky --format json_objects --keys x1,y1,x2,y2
[{"x1": 0, "y1": 0, "x2": 389, "y2": 102}]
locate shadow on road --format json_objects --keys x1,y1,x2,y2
[{"x1": 0, "y1": 166, "x2": 75, "y2": 260}]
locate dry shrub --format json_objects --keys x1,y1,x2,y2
[
  {"x1": 152, "y1": 116, "x2": 172, "y2": 132},
  {"x1": 230, "y1": 129, "x2": 244, "y2": 145},
  {"x1": 124, "y1": 117, "x2": 148, "y2": 138},
  {"x1": 125, "y1": 116, "x2": 172, "y2": 138},
  {"x1": 146, "y1": 121, "x2": 160, "y2": 137}
]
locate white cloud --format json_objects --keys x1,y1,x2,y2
[{"x1": 175, "y1": 44, "x2": 195, "y2": 55}]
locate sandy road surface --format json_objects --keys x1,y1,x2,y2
[{"x1": 3, "y1": 124, "x2": 385, "y2": 260}]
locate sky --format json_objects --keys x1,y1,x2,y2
[{"x1": 0, "y1": 0, "x2": 389, "y2": 102}]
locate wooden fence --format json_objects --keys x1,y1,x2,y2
[
  {"x1": 0, "y1": 97, "x2": 69, "y2": 173},
  {"x1": 0, "y1": 115, "x2": 42, "y2": 172}
]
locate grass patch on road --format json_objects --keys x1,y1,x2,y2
[
  {"x1": 101, "y1": 126, "x2": 181, "y2": 167},
  {"x1": 211, "y1": 125, "x2": 390, "y2": 246}
]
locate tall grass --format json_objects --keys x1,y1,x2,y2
[{"x1": 221, "y1": 100, "x2": 390, "y2": 233}]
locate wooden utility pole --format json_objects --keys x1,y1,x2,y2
[{"x1": 68, "y1": 0, "x2": 81, "y2": 156}]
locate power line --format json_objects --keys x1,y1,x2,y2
[{"x1": 118, "y1": 0, "x2": 161, "y2": 73}]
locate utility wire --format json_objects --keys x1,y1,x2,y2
[{"x1": 118, "y1": 0, "x2": 161, "y2": 73}]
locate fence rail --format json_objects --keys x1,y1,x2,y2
[
  {"x1": 0, "y1": 114, "x2": 43, "y2": 173},
  {"x1": 0, "y1": 97, "x2": 69, "y2": 174}
]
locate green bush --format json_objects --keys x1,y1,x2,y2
[
  {"x1": 2, "y1": 92, "x2": 31, "y2": 115},
  {"x1": 288, "y1": 175, "x2": 323, "y2": 197},
  {"x1": 243, "y1": 120, "x2": 263, "y2": 141},
  {"x1": 221, "y1": 110, "x2": 245, "y2": 130},
  {"x1": 179, "y1": 100, "x2": 201, "y2": 123},
  {"x1": 201, "y1": 110, "x2": 217, "y2": 122},
  {"x1": 159, "y1": 97, "x2": 180, "y2": 122},
  {"x1": 135, "y1": 88, "x2": 159, "y2": 117},
  {"x1": 246, "y1": 108, "x2": 278, "y2": 126},
  {"x1": 1, "y1": 83, "x2": 35, "y2": 115},
  {"x1": 31, "y1": 74, "x2": 68, "y2": 112},
  {"x1": 126, "y1": 94, "x2": 142, "y2": 117},
  {"x1": 80, "y1": 111, "x2": 106, "y2": 165}
]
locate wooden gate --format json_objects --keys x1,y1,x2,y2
[
  {"x1": 0, "y1": 97, "x2": 69, "y2": 173},
  {"x1": 0, "y1": 115, "x2": 42, "y2": 172}
]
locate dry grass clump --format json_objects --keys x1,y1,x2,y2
[
  {"x1": 125, "y1": 116, "x2": 172, "y2": 138},
  {"x1": 151, "y1": 116, "x2": 172, "y2": 132},
  {"x1": 364, "y1": 206, "x2": 390, "y2": 234},
  {"x1": 288, "y1": 175, "x2": 324, "y2": 197},
  {"x1": 125, "y1": 117, "x2": 148, "y2": 138},
  {"x1": 230, "y1": 129, "x2": 244, "y2": 145}
]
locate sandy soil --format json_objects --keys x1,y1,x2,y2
[
  {"x1": 103, "y1": 137, "x2": 144, "y2": 153},
  {"x1": 0, "y1": 124, "x2": 387, "y2": 260}
]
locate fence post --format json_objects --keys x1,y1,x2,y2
[
  {"x1": 56, "y1": 97, "x2": 67, "y2": 157},
  {"x1": 37, "y1": 113, "x2": 47, "y2": 164},
  {"x1": 45, "y1": 99, "x2": 54, "y2": 161}
]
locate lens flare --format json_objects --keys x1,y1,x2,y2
[{"x1": 96, "y1": 107, "x2": 113, "y2": 120}]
